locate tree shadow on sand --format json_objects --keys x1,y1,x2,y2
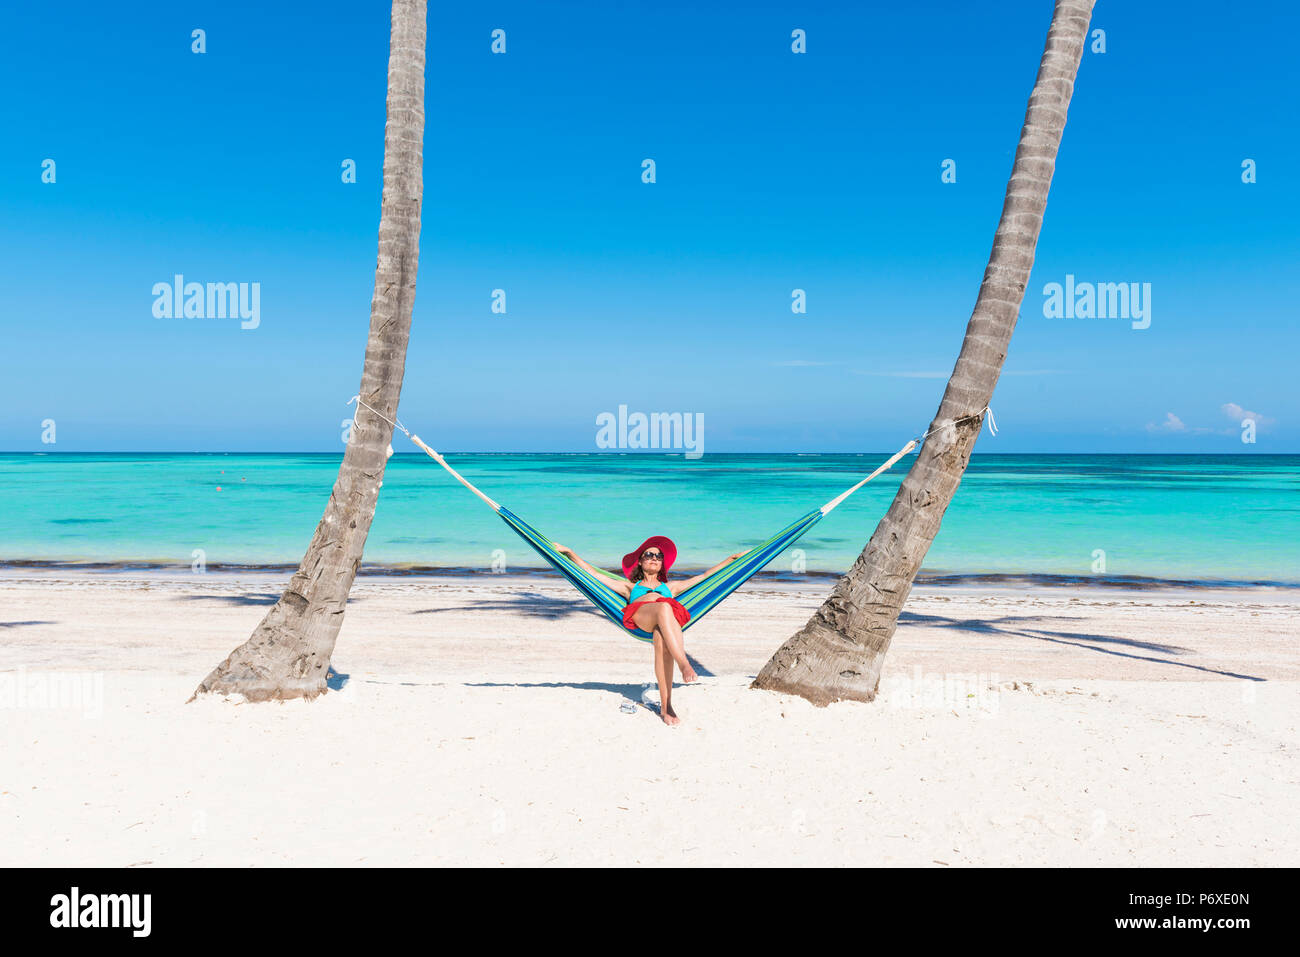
[
  {"x1": 463, "y1": 668, "x2": 712, "y2": 718},
  {"x1": 899, "y1": 610, "x2": 1263, "y2": 681},
  {"x1": 183, "y1": 592, "x2": 366, "y2": 607},
  {"x1": 463, "y1": 653, "x2": 714, "y2": 699},
  {"x1": 410, "y1": 595, "x2": 719, "y2": 680},
  {"x1": 412, "y1": 592, "x2": 607, "y2": 622},
  {"x1": 182, "y1": 592, "x2": 281, "y2": 607},
  {"x1": 466, "y1": 679, "x2": 651, "y2": 699}
]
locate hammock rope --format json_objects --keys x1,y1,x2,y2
[{"x1": 349, "y1": 395, "x2": 994, "y2": 641}]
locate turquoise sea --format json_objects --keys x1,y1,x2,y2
[{"x1": 1, "y1": 453, "x2": 1296, "y2": 586}]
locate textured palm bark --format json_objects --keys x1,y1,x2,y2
[
  {"x1": 191, "y1": 0, "x2": 427, "y2": 703},
  {"x1": 753, "y1": 0, "x2": 1096, "y2": 706}
]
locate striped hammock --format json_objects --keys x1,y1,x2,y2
[
  {"x1": 499, "y1": 505, "x2": 826, "y2": 640},
  {"x1": 404, "y1": 434, "x2": 917, "y2": 641}
]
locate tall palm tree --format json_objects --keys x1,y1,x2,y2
[
  {"x1": 753, "y1": 0, "x2": 1096, "y2": 706},
  {"x1": 192, "y1": 0, "x2": 428, "y2": 702}
]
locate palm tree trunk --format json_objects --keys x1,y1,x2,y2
[
  {"x1": 191, "y1": 0, "x2": 427, "y2": 703},
  {"x1": 753, "y1": 0, "x2": 1095, "y2": 707}
]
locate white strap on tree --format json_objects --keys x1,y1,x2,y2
[
  {"x1": 348, "y1": 394, "x2": 410, "y2": 437},
  {"x1": 916, "y1": 405, "x2": 997, "y2": 444}
]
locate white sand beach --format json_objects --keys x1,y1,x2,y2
[{"x1": 1, "y1": 570, "x2": 1296, "y2": 867}]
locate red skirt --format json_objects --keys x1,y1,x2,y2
[{"x1": 623, "y1": 596, "x2": 691, "y2": 633}]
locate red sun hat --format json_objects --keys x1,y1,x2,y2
[{"x1": 621, "y1": 536, "x2": 677, "y2": 579}]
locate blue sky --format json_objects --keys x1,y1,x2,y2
[{"x1": 2, "y1": 0, "x2": 1296, "y2": 453}]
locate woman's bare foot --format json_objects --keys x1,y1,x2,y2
[
  {"x1": 679, "y1": 662, "x2": 698, "y2": 683},
  {"x1": 661, "y1": 702, "x2": 680, "y2": 726}
]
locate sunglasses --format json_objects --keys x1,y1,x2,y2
[{"x1": 641, "y1": 551, "x2": 663, "y2": 560}]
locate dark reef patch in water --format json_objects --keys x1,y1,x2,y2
[{"x1": 1, "y1": 559, "x2": 1294, "y2": 590}]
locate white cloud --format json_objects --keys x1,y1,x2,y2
[
  {"x1": 1147, "y1": 412, "x2": 1187, "y2": 433},
  {"x1": 1222, "y1": 403, "x2": 1275, "y2": 429}
]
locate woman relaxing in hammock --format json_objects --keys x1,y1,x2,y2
[{"x1": 553, "y1": 535, "x2": 745, "y2": 726}]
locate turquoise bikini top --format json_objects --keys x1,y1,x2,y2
[{"x1": 629, "y1": 581, "x2": 673, "y2": 602}]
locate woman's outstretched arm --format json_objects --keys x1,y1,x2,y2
[
  {"x1": 668, "y1": 550, "x2": 748, "y2": 596},
  {"x1": 553, "y1": 543, "x2": 633, "y2": 598}
]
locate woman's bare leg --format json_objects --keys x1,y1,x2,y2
[
  {"x1": 633, "y1": 602, "x2": 694, "y2": 679},
  {"x1": 651, "y1": 631, "x2": 678, "y2": 726},
  {"x1": 656, "y1": 604, "x2": 696, "y2": 682}
]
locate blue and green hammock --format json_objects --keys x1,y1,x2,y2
[{"x1": 405, "y1": 432, "x2": 918, "y2": 641}]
